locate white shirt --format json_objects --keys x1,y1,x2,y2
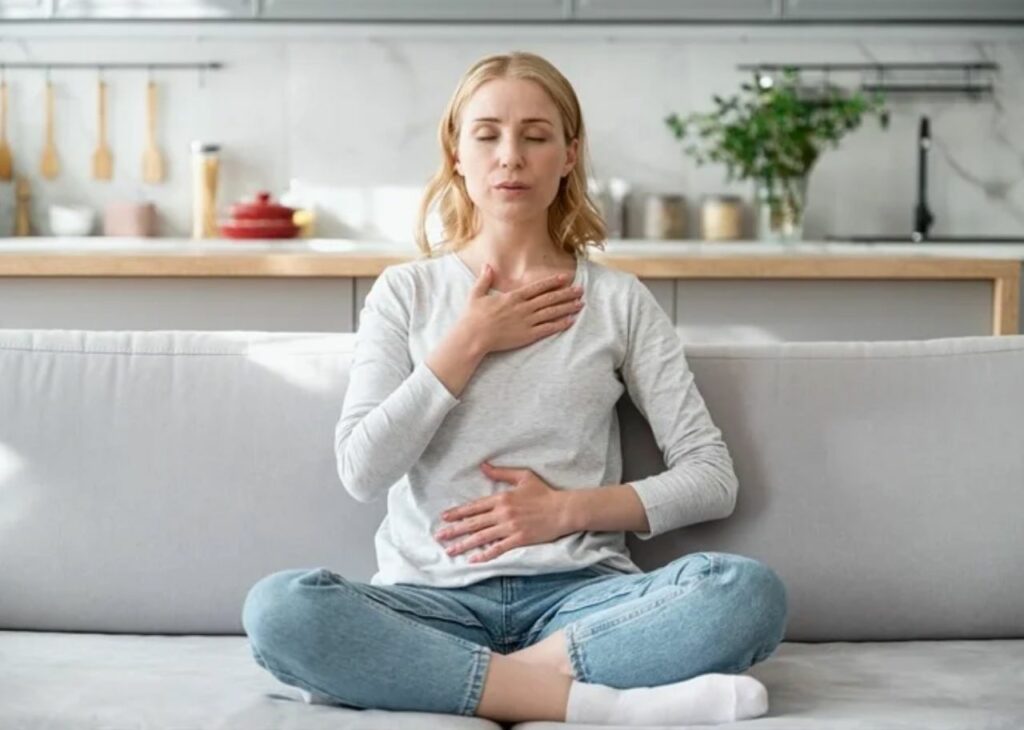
[{"x1": 335, "y1": 249, "x2": 738, "y2": 588}]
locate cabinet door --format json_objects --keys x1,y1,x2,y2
[
  {"x1": 53, "y1": 0, "x2": 254, "y2": 18},
  {"x1": 782, "y1": 0, "x2": 1024, "y2": 20},
  {"x1": 574, "y1": 0, "x2": 779, "y2": 20},
  {"x1": 261, "y1": 0, "x2": 570, "y2": 20},
  {"x1": 0, "y1": 0, "x2": 51, "y2": 18}
]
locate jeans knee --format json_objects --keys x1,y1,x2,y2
[
  {"x1": 715, "y1": 554, "x2": 788, "y2": 641},
  {"x1": 241, "y1": 567, "x2": 326, "y2": 652}
]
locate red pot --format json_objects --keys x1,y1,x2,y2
[{"x1": 221, "y1": 191, "x2": 300, "y2": 239}]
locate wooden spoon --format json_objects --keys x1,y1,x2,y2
[
  {"x1": 142, "y1": 80, "x2": 164, "y2": 183},
  {"x1": 0, "y1": 79, "x2": 11, "y2": 181},
  {"x1": 39, "y1": 79, "x2": 59, "y2": 180},
  {"x1": 91, "y1": 77, "x2": 112, "y2": 180}
]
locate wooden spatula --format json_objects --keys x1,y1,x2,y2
[
  {"x1": 0, "y1": 78, "x2": 12, "y2": 181},
  {"x1": 92, "y1": 77, "x2": 112, "y2": 180},
  {"x1": 142, "y1": 80, "x2": 164, "y2": 183},
  {"x1": 39, "y1": 79, "x2": 59, "y2": 180}
]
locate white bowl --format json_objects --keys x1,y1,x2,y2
[{"x1": 49, "y1": 204, "x2": 96, "y2": 237}]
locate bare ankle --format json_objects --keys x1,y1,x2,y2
[{"x1": 505, "y1": 630, "x2": 574, "y2": 677}]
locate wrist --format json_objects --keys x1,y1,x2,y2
[
  {"x1": 559, "y1": 488, "x2": 587, "y2": 534},
  {"x1": 454, "y1": 320, "x2": 490, "y2": 360}
]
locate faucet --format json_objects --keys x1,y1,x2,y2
[{"x1": 913, "y1": 115, "x2": 935, "y2": 242}]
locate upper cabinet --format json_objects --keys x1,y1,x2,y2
[
  {"x1": 0, "y1": 0, "x2": 50, "y2": 18},
  {"x1": 574, "y1": 0, "x2": 780, "y2": 20},
  {"x1": 3, "y1": 0, "x2": 1019, "y2": 21},
  {"x1": 51, "y1": 0, "x2": 255, "y2": 17},
  {"x1": 781, "y1": 0, "x2": 1024, "y2": 20},
  {"x1": 260, "y1": 0, "x2": 571, "y2": 20}
]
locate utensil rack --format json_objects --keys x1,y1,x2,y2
[
  {"x1": 737, "y1": 61, "x2": 998, "y2": 97},
  {"x1": 0, "y1": 62, "x2": 223, "y2": 70}
]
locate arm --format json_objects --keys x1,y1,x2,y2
[
  {"x1": 334, "y1": 267, "x2": 487, "y2": 503},
  {"x1": 560, "y1": 483, "x2": 650, "y2": 534},
  {"x1": 604, "y1": 278, "x2": 740, "y2": 540}
]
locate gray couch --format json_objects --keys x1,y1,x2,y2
[{"x1": 1, "y1": 328, "x2": 1022, "y2": 730}]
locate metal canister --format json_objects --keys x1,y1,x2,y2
[
  {"x1": 642, "y1": 193, "x2": 688, "y2": 239},
  {"x1": 700, "y1": 194, "x2": 743, "y2": 241}
]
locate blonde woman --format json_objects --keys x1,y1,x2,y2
[{"x1": 243, "y1": 51, "x2": 787, "y2": 726}]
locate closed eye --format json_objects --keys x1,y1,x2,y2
[{"x1": 476, "y1": 136, "x2": 547, "y2": 142}]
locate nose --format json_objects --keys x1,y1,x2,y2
[{"x1": 497, "y1": 138, "x2": 525, "y2": 169}]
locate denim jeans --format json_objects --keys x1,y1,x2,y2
[{"x1": 241, "y1": 551, "x2": 788, "y2": 717}]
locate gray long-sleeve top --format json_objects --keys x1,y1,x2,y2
[{"x1": 335, "y1": 250, "x2": 739, "y2": 587}]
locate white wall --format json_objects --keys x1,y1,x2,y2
[{"x1": 0, "y1": 22, "x2": 1022, "y2": 240}]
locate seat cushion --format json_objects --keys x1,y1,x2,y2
[
  {"x1": 3, "y1": 630, "x2": 1021, "y2": 730},
  {"x1": 0, "y1": 630, "x2": 501, "y2": 729},
  {"x1": 513, "y1": 638, "x2": 1024, "y2": 729}
]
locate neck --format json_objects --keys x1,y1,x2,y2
[{"x1": 460, "y1": 217, "x2": 574, "y2": 280}]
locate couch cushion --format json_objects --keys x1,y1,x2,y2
[
  {"x1": 0, "y1": 629, "x2": 501, "y2": 729},
  {"x1": 1, "y1": 330, "x2": 1022, "y2": 642},
  {"x1": 2, "y1": 630, "x2": 1021, "y2": 730},
  {"x1": 513, "y1": 638, "x2": 1024, "y2": 729}
]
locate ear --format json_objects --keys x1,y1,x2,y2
[{"x1": 562, "y1": 137, "x2": 579, "y2": 177}]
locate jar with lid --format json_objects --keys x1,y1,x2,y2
[
  {"x1": 700, "y1": 194, "x2": 743, "y2": 241},
  {"x1": 642, "y1": 193, "x2": 688, "y2": 239},
  {"x1": 191, "y1": 142, "x2": 221, "y2": 239}
]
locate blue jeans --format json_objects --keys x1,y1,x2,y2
[{"x1": 241, "y1": 551, "x2": 788, "y2": 717}]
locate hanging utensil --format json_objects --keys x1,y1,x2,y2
[
  {"x1": 40, "y1": 75, "x2": 59, "y2": 180},
  {"x1": 91, "y1": 73, "x2": 112, "y2": 180},
  {"x1": 0, "y1": 71, "x2": 12, "y2": 181},
  {"x1": 142, "y1": 78, "x2": 164, "y2": 183}
]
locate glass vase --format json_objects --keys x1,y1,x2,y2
[{"x1": 755, "y1": 175, "x2": 808, "y2": 243}]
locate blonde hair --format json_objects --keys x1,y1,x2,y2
[{"x1": 413, "y1": 51, "x2": 607, "y2": 261}]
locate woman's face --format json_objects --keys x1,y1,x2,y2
[{"x1": 454, "y1": 77, "x2": 578, "y2": 225}]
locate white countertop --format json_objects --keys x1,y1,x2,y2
[{"x1": 1, "y1": 237, "x2": 1024, "y2": 260}]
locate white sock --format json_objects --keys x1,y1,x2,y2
[{"x1": 565, "y1": 673, "x2": 768, "y2": 726}]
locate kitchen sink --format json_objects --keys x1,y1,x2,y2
[{"x1": 826, "y1": 234, "x2": 1024, "y2": 243}]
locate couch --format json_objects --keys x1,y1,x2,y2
[{"x1": 1, "y1": 328, "x2": 1022, "y2": 730}]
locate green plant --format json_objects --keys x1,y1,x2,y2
[
  {"x1": 665, "y1": 67, "x2": 889, "y2": 238},
  {"x1": 666, "y1": 67, "x2": 889, "y2": 183}
]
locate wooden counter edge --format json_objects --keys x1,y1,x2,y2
[{"x1": 0, "y1": 253, "x2": 1018, "y2": 335}]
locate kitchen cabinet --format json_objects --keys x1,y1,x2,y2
[
  {"x1": 260, "y1": 0, "x2": 571, "y2": 20},
  {"x1": 0, "y1": 239, "x2": 1018, "y2": 340},
  {"x1": 0, "y1": 0, "x2": 50, "y2": 18},
  {"x1": 573, "y1": 0, "x2": 779, "y2": 20},
  {"x1": 781, "y1": 0, "x2": 1024, "y2": 20},
  {"x1": 52, "y1": 0, "x2": 254, "y2": 18}
]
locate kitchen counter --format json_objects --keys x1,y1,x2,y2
[{"x1": 1, "y1": 237, "x2": 1018, "y2": 335}]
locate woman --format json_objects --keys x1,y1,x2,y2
[{"x1": 242, "y1": 51, "x2": 787, "y2": 726}]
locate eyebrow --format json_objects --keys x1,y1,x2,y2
[{"x1": 471, "y1": 117, "x2": 553, "y2": 126}]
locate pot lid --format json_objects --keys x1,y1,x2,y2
[{"x1": 230, "y1": 191, "x2": 296, "y2": 221}]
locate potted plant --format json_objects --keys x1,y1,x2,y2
[{"x1": 666, "y1": 67, "x2": 889, "y2": 242}]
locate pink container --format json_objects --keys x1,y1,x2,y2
[{"x1": 103, "y1": 202, "x2": 157, "y2": 237}]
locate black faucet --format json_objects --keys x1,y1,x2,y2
[{"x1": 913, "y1": 115, "x2": 935, "y2": 242}]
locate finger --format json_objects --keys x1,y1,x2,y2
[
  {"x1": 516, "y1": 272, "x2": 571, "y2": 300},
  {"x1": 443, "y1": 497, "x2": 496, "y2": 522},
  {"x1": 481, "y1": 462, "x2": 522, "y2": 483},
  {"x1": 436, "y1": 514, "x2": 493, "y2": 541},
  {"x1": 469, "y1": 536, "x2": 520, "y2": 563},
  {"x1": 447, "y1": 526, "x2": 506, "y2": 557}
]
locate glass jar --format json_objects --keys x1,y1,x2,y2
[
  {"x1": 700, "y1": 194, "x2": 743, "y2": 241},
  {"x1": 191, "y1": 142, "x2": 221, "y2": 239},
  {"x1": 755, "y1": 175, "x2": 808, "y2": 243}
]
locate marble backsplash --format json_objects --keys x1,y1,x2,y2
[{"x1": 0, "y1": 23, "x2": 1022, "y2": 242}]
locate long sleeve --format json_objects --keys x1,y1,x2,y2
[
  {"x1": 334, "y1": 266, "x2": 462, "y2": 503},
  {"x1": 618, "y1": 277, "x2": 739, "y2": 540}
]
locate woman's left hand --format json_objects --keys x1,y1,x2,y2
[{"x1": 434, "y1": 462, "x2": 574, "y2": 563}]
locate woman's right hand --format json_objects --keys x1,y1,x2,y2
[{"x1": 460, "y1": 263, "x2": 585, "y2": 355}]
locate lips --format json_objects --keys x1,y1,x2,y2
[{"x1": 496, "y1": 183, "x2": 529, "y2": 190}]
